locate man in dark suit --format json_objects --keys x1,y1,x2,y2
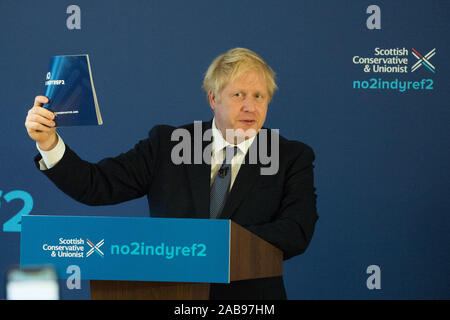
[{"x1": 25, "y1": 48, "x2": 318, "y2": 299}]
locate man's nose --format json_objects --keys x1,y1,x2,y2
[{"x1": 241, "y1": 97, "x2": 256, "y2": 112}]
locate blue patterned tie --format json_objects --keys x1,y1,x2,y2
[{"x1": 210, "y1": 146, "x2": 238, "y2": 218}]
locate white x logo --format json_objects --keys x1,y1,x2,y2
[
  {"x1": 411, "y1": 48, "x2": 435, "y2": 73},
  {"x1": 86, "y1": 239, "x2": 104, "y2": 257}
]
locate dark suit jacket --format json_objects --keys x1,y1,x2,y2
[{"x1": 34, "y1": 120, "x2": 318, "y2": 300}]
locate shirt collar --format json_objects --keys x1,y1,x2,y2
[{"x1": 212, "y1": 117, "x2": 256, "y2": 156}]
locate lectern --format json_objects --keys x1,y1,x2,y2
[{"x1": 21, "y1": 216, "x2": 282, "y2": 300}]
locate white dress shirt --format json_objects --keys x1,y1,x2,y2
[
  {"x1": 210, "y1": 118, "x2": 255, "y2": 189},
  {"x1": 37, "y1": 133, "x2": 66, "y2": 170}
]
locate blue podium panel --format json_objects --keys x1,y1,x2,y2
[{"x1": 20, "y1": 216, "x2": 230, "y2": 283}]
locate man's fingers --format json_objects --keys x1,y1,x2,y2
[
  {"x1": 27, "y1": 113, "x2": 55, "y2": 128},
  {"x1": 26, "y1": 120, "x2": 55, "y2": 133},
  {"x1": 30, "y1": 105, "x2": 55, "y2": 120},
  {"x1": 34, "y1": 95, "x2": 49, "y2": 107},
  {"x1": 30, "y1": 96, "x2": 54, "y2": 121}
]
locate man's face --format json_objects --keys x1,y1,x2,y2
[{"x1": 209, "y1": 69, "x2": 269, "y2": 142}]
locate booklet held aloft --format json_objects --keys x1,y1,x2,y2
[{"x1": 43, "y1": 54, "x2": 103, "y2": 127}]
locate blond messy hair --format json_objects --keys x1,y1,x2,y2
[{"x1": 202, "y1": 48, "x2": 278, "y2": 102}]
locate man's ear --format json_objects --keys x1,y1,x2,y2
[{"x1": 208, "y1": 90, "x2": 216, "y2": 110}]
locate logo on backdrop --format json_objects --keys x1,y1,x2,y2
[
  {"x1": 411, "y1": 48, "x2": 435, "y2": 73},
  {"x1": 351, "y1": 47, "x2": 436, "y2": 92},
  {"x1": 86, "y1": 239, "x2": 105, "y2": 258}
]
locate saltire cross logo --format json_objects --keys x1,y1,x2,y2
[
  {"x1": 411, "y1": 48, "x2": 436, "y2": 73},
  {"x1": 86, "y1": 239, "x2": 104, "y2": 258}
]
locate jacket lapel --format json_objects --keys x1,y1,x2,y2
[{"x1": 219, "y1": 133, "x2": 263, "y2": 220}]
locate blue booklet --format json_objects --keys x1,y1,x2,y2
[{"x1": 43, "y1": 54, "x2": 102, "y2": 127}]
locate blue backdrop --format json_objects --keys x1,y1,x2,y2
[{"x1": 0, "y1": 0, "x2": 449, "y2": 299}]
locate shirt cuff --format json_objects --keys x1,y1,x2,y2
[{"x1": 36, "y1": 133, "x2": 66, "y2": 170}]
